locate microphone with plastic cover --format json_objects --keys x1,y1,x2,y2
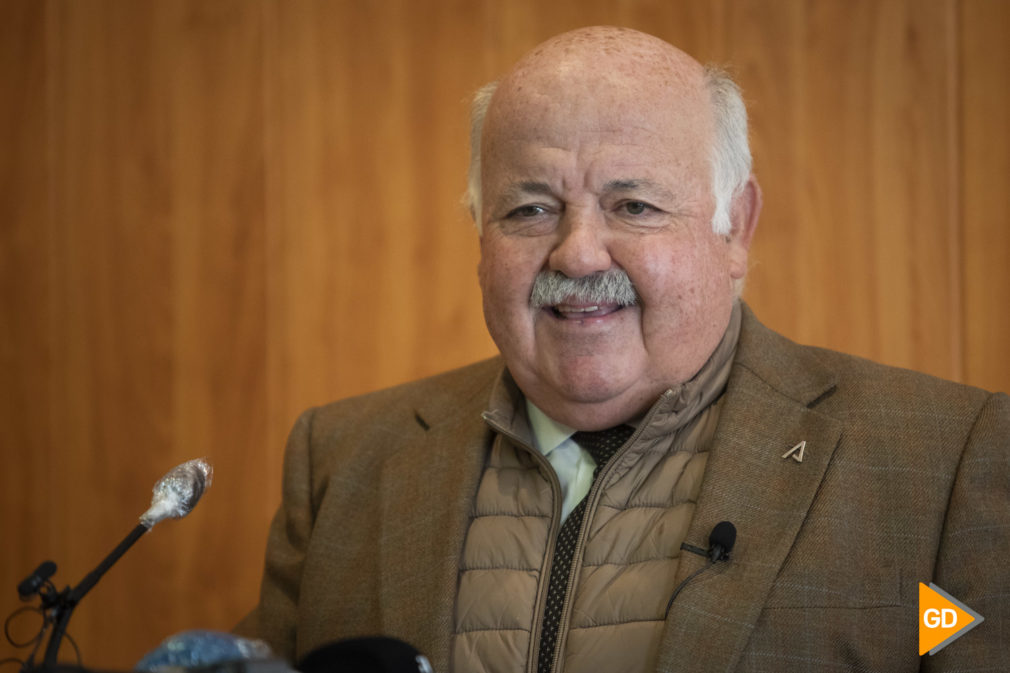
[
  {"x1": 136, "y1": 630, "x2": 293, "y2": 673},
  {"x1": 8, "y1": 459, "x2": 214, "y2": 670},
  {"x1": 136, "y1": 633, "x2": 434, "y2": 673},
  {"x1": 139, "y1": 458, "x2": 214, "y2": 528}
]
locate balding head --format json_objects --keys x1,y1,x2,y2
[
  {"x1": 502, "y1": 26, "x2": 707, "y2": 101},
  {"x1": 467, "y1": 27, "x2": 752, "y2": 238}
]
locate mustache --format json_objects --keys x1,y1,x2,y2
[{"x1": 529, "y1": 269, "x2": 639, "y2": 308}]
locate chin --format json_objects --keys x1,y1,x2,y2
[{"x1": 549, "y1": 363, "x2": 638, "y2": 406}]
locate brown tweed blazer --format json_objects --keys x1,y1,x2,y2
[{"x1": 238, "y1": 305, "x2": 1009, "y2": 672}]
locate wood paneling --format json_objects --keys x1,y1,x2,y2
[
  {"x1": 738, "y1": 0, "x2": 961, "y2": 381},
  {"x1": 261, "y1": 0, "x2": 495, "y2": 441},
  {"x1": 1, "y1": 0, "x2": 1006, "y2": 668},
  {"x1": 46, "y1": 0, "x2": 176, "y2": 653},
  {"x1": 3, "y1": 0, "x2": 273, "y2": 665},
  {"x1": 0, "y1": 0, "x2": 55, "y2": 626},
  {"x1": 961, "y1": 0, "x2": 1010, "y2": 393}
]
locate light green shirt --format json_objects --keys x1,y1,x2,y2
[{"x1": 525, "y1": 400, "x2": 597, "y2": 522}]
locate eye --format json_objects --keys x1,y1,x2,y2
[
  {"x1": 621, "y1": 201, "x2": 652, "y2": 215},
  {"x1": 506, "y1": 204, "x2": 548, "y2": 218}
]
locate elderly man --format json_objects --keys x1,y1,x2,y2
[{"x1": 238, "y1": 27, "x2": 1009, "y2": 673}]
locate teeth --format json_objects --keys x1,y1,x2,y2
[{"x1": 556, "y1": 305, "x2": 600, "y2": 313}]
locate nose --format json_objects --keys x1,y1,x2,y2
[{"x1": 547, "y1": 208, "x2": 612, "y2": 278}]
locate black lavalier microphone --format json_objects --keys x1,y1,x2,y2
[
  {"x1": 706, "y1": 520, "x2": 736, "y2": 562},
  {"x1": 664, "y1": 521, "x2": 737, "y2": 617}
]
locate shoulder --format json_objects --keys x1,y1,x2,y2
[
  {"x1": 308, "y1": 356, "x2": 504, "y2": 429},
  {"x1": 806, "y1": 345, "x2": 991, "y2": 414},
  {"x1": 734, "y1": 303, "x2": 1004, "y2": 444},
  {"x1": 287, "y1": 357, "x2": 503, "y2": 482}
]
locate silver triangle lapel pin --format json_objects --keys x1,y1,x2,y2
[{"x1": 782, "y1": 441, "x2": 806, "y2": 463}]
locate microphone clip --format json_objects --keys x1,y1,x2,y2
[
  {"x1": 708, "y1": 544, "x2": 731, "y2": 563},
  {"x1": 666, "y1": 521, "x2": 738, "y2": 618}
]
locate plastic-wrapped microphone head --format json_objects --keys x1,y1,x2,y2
[
  {"x1": 140, "y1": 459, "x2": 214, "y2": 528},
  {"x1": 136, "y1": 630, "x2": 277, "y2": 672}
]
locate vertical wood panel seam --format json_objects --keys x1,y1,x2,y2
[
  {"x1": 259, "y1": 0, "x2": 279, "y2": 470},
  {"x1": 259, "y1": 0, "x2": 270, "y2": 438},
  {"x1": 792, "y1": 0, "x2": 806, "y2": 342},
  {"x1": 44, "y1": 0, "x2": 58, "y2": 539},
  {"x1": 946, "y1": 0, "x2": 964, "y2": 383}
]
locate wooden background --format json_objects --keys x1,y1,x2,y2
[{"x1": 2, "y1": 0, "x2": 1007, "y2": 668}]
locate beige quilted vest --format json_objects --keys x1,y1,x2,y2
[{"x1": 452, "y1": 306, "x2": 741, "y2": 673}]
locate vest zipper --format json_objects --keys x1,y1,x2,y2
[
  {"x1": 480, "y1": 415, "x2": 563, "y2": 673},
  {"x1": 547, "y1": 414, "x2": 657, "y2": 673},
  {"x1": 483, "y1": 397, "x2": 670, "y2": 673}
]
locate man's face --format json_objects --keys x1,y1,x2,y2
[{"x1": 477, "y1": 64, "x2": 753, "y2": 430}]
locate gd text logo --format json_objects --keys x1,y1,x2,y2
[{"x1": 918, "y1": 582, "x2": 983, "y2": 655}]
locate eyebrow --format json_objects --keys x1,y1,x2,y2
[
  {"x1": 499, "y1": 178, "x2": 679, "y2": 202},
  {"x1": 503, "y1": 181, "x2": 555, "y2": 199},
  {"x1": 603, "y1": 179, "x2": 677, "y2": 201},
  {"x1": 605, "y1": 179, "x2": 645, "y2": 191}
]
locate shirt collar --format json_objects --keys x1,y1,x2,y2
[
  {"x1": 525, "y1": 399, "x2": 645, "y2": 456},
  {"x1": 525, "y1": 399, "x2": 576, "y2": 456}
]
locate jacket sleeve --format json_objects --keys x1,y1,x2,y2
[
  {"x1": 925, "y1": 392, "x2": 1010, "y2": 671},
  {"x1": 234, "y1": 408, "x2": 318, "y2": 663}
]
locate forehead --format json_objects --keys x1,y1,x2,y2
[
  {"x1": 482, "y1": 37, "x2": 714, "y2": 188},
  {"x1": 492, "y1": 57, "x2": 711, "y2": 130},
  {"x1": 482, "y1": 80, "x2": 714, "y2": 196}
]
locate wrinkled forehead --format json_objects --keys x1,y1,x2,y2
[{"x1": 484, "y1": 30, "x2": 714, "y2": 159}]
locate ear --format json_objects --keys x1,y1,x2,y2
[{"x1": 727, "y1": 175, "x2": 762, "y2": 280}]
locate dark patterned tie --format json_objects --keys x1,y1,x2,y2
[{"x1": 537, "y1": 424, "x2": 635, "y2": 673}]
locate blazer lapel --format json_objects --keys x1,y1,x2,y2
[
  {"x1": 655, "y1": 307, "x2": 843, "y2": 673},
  {"x1": 375, "y1": 392, "x2": 491, "y2": 672}
]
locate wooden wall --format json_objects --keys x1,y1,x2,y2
[{"x1": 1, "y1": 0, "x2": 1007, "y2": 668}]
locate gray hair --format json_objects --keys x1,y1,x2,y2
[
  {"x1": 703, "y1": 65, "x2": 752, "y2": 235},
  {"x1": 465, "y1": 67, "x2": 751, "y2": 236},
  {"x1": 466, "y1": 81, "x2": 498, "y2": 231}
]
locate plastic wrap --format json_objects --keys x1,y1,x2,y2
[
  {"x1": 135, "y1": 630, "x2": 275, "y2": 672},
  {"x1": 139, "y1": 459, "x2": 213, "y2": 528}
]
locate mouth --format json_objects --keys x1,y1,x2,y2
[{"x1": 547, "y1": 302, "x2": 626, "y2": 320}]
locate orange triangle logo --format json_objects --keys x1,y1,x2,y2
[{"x1": 918, "y1": 582, "x2": 984, "y2": 655}]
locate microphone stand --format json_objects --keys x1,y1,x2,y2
[
  {"x1": 12, "y1": 459, "x2": 211, "y2": 672},
  {"x1": 13, "y1": 458, "x2": 212, "y2": 672},
  {"x1": 40, "y1": 523, "x2": 151, "y2": 669}
]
